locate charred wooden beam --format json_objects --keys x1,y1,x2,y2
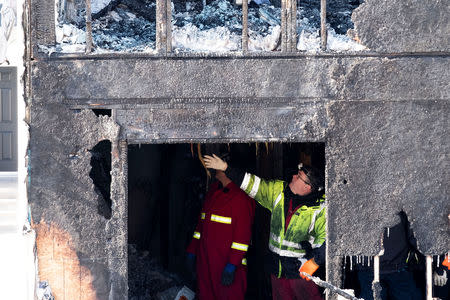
[
  {"x1": 166, "y1": 0, "x2": 172, "y2": 52},
  {"x1": 281, "y1": 0, "x2": 297, "y2": 52},
  {"x1": 320, "y1": 0, "x2": 327, "y2": 50},
  {"x1": 85, "y1": 0, "x2": 93, "y2": 53},
  {"x1": 156, "y1": 0, "x2": 171, "y2": 54},
  {"x1": 242, "y1": 0, "x2": 249, "y2": 52},
  {"x1": 290, "y1": 0, "x2": 297, "y2": 51}
]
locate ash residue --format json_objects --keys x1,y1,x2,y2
[
  {"x1": 92, "y1": 2, "x2": 156, "y2": 52},
  {"x1": 128, "y1": 244, "x2": 182, "y2": 299},
  {"x1": 55, "y1": 0, "x2": 363, "y2": 52}
]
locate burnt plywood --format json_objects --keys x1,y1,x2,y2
[
  {"x1": 327, "y1": 100, "x2": 450, "y2": 256},
  {"x1": 29, "y1": 106, "x2": 125, "y2": 299},
  {"x1": 352, "y1": 0, "x2": 450, "y2": 53}
]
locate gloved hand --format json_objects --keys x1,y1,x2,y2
[
  {"x1": 203, "y1": 154, "x2": 228, "y2": 171},
  {"x1": 433, "y1": 269, "x2": 448, "y2": 286},
  {"x1": 299, "y1": 258, "x2": 319, "y2": 281},
  {"x1": 186, "y1": 253, "x2": 196, "y2": 278},
  {"x1": 221, "y1": 263, "x2": 236, "y2": 286},
  {"x1": 300, "y1": 241, "x2": 313, "y2": 257}
]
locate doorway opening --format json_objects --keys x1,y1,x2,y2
[{"x1": 127, "y1": 142, "x2": 325, "y2": 299}]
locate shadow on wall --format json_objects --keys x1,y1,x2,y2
[{"x1": 89, "y1": 140, "x2": 112, "y2": 219}]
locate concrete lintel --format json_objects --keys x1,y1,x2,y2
[{"x1": 30, "y1": 56, "x2": 449, "y2": 104}]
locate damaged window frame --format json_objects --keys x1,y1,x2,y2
[{"x1": 81, "y1": 0, "x2": 329, "y2": 55}]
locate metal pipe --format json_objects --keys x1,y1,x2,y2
[
  {"x1": 373, "y1": 255, "x2": 379, "y2": 282},
  {"x1": 426, "y1": 255, "x2": 432, "y2": 300},
  {"x1": 320, "y1": 0, "x2": 327, "y2": 50},
  {"x1": 242, "y1": 0, "x2": 249, "y2": 52},
  {"x1": 300, "y1": 272, "x2": 363, "y2": 300},
  {"x1": 85, "y1": 0, "x2": 93, "y2": 53}
]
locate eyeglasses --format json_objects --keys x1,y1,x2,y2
[{"x1": 297, "y1": 170, "x2": 311, "y2": 186}]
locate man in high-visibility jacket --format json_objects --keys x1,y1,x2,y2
[
  {"x1": 204, "y1": 154, "x2": 326, "y2": 300},
  {"x1": 186, "y1": 170, "x2": 255, "y2": 300}
]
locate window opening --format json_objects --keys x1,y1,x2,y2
[
  {"x1": 91, "y1": 109, "x2": 112, "y2": 117},
  {"x1": 52, "y1": 0, "x2": 364, "y2": 54},
  {"x1": 55, "y1": 0, "x2": 157, "y2": 53},
  {"x1": 128, "y1": 142, "x2": 325, "y2": 299}
]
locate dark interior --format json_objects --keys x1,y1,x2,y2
[{"x1": 127, "y1": 142, "x2": 325, "y2": 299}]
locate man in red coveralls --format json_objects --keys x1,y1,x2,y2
[{"x1": 186, "y1": 169, "x2": 255, "y2": 300}]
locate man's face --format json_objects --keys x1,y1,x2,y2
[{"x1": 289, "y1": 170, "x2": 312, "y2": 196}]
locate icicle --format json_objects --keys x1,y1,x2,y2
[
  {"x1": 368, "y1": 256, "x2": 371, "y2": 267},
  {"x1": 350, "y1": 256, "x2": 353, "y2": 271},
  {"x1": 344, "y1": 256, "x2": 347, "y2": 271},
  {"x1": 387, "y1": 227, "x2": 390, "y2": 238},
  {"x1": 436, "y1": 255, "x2": 440, "y2": 268}
]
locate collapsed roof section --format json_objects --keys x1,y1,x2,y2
[{"x1": 53, "y1": 0, "x2": 365, "y2": 53}]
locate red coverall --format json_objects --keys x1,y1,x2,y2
[{"x1": 187, "y1": 181, "x2": 255, "y2": 300}]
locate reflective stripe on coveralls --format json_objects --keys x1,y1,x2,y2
[
  {"x1": 241, "y1": 173, "x2": 261, "y2": 198},
  {"x1": 211, "y1": 214, "x2": 232, "y2": 224},
  {"x1": 231, "y1": 242, "x2": 249, "y2": 251},
  {"x1": 201, "y1": 212, "x2": 205, "y2": 219},
  {"x1": 270, "y1": 232, "x2": 306, "y2": 250},
  {"x1": 193, "y1": 231, "x2": 201, "y2": 239},
  {"x1": 308, "y1": 204, "x2": 326, "y2": 248}
]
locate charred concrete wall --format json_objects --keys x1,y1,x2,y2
[{"x1": 27, "y1": 0, "x2": 449, "y2": 299}]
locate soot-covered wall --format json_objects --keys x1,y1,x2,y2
[{"x1": 27, "y1": 0, "x2": 449, "y2": 299}]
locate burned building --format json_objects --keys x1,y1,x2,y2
[{"x1": 22, "y1": 0, "x2": 449, "y2": 299}]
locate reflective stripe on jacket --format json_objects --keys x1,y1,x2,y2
[{"x1": 240, "y1": 172, "x2": 326, "y2": 277}]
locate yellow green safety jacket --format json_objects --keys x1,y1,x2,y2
[{"x1": 239, "y1": 172, "x2": 326, "y2": 278}]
